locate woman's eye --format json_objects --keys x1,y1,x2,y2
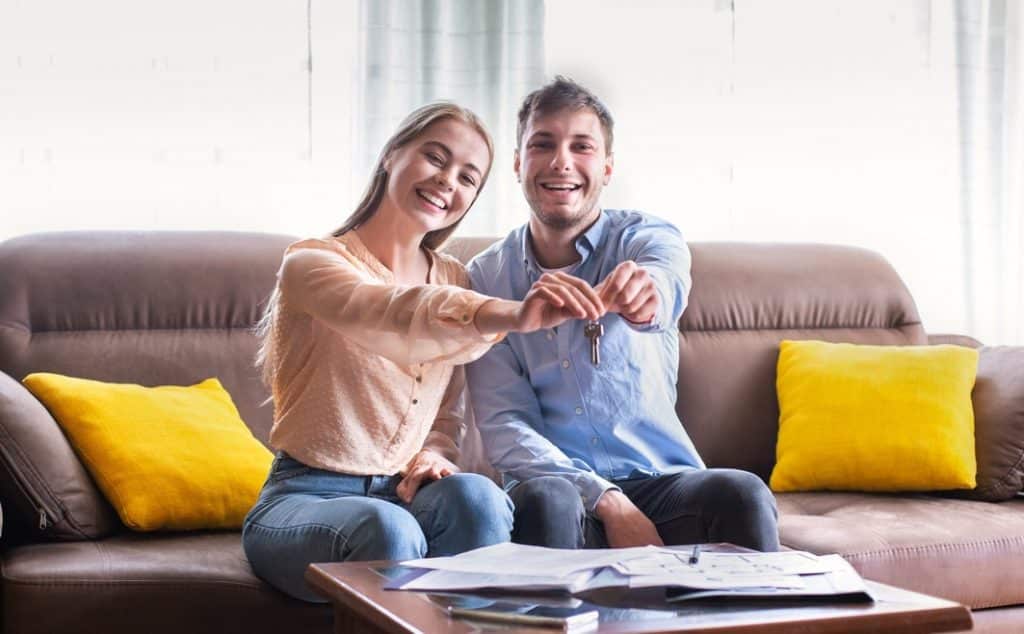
[
  {"x1": 460, "y1": 174, "x2": 477, "y2": 187},
  {"x1": 426, "y1": 152, "x2": 444, "y2": 165}
]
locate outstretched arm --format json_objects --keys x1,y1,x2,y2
[
  {"x1": 597, "y1": 217, "x2": 691, "y2": 332},
  {"x1": 282, "y1": 247, "x2": 603, "y2": 368}
]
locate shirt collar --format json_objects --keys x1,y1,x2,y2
[{"x1": 520, "y1": 209, "x2": 609, "y2": 278}]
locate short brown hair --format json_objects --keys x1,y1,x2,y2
[{"x1": 516, "y1": 76, "x2": 614, "y2": 151}]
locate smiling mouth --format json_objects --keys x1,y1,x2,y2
[
  {"x1": 541, "y1": 183, "x2": 581, "y2": 192},
  {"x1": 416, "y1": 189, "x2": 448, "y2": 210}
]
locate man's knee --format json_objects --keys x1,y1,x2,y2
[
  {"x1": 509, "y1": 477, "x2": 585, "y2": 548},
  {"x1": 706, "y1": 470, "x2": 777, "y2": 517},
  {"x1": 701, "y1": 469, "x2": 779, "y2": 551},
  {"x1": 511, "y1": 476, "x2": 583, "y2": 518}
]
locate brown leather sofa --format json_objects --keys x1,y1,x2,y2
[{"x1": 0, "y1": 231, "x2": 1021, "y2": 633}]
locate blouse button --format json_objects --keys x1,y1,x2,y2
[
  {"x1": 416, "y1": 376, "x2": 422, "y2": 382},
  {"x1": 412, "y1": 399, "x2": 419, "y2": 405},
  {"x1": 562, "y1": 360, "x2": 570, "y2": 369}
]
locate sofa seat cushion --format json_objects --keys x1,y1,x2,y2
[
  {"x1": 778, "y1": 492, "x2": 1024, "y2": 609},
  {"x1": 0, "y1": 531, "x2": 330, "y2": 634}
]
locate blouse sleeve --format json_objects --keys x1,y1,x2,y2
[{"x1": 280, "y1": 246, "x2": 502, "y2": 367}]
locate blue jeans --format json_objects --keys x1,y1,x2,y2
[
  {"x1": 509, "y1": 469, "x2": 779, "y2": 552},
  {"x1": 242, "y1": 453, "x2": 514, "y2": 602}
]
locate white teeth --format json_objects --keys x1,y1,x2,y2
[
  {"x1": 418, "y1": 190, "x2": 447, "y2": 209},
  {"x1": 542, "y1": 184, "x2": 580, "y2": 191}
]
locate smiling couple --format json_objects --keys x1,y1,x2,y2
[{"x1": 241, "y1": 77, "x2": 780, "y2": 603}]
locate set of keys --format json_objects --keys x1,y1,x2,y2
[{"x1": 584, "y1": 320, "x2": 604, "y2": 366}]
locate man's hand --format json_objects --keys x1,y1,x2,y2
[
  {"x1": 594, "y1": 490, "x2": 664, "y2": 548},
  {"x1": 396, "y1": 450, "x2": 459, "y2": 503},
  {"x1": 596, "y1": 260, "x2": 658, "y2": 325},
  {"x1": 516, "y1": 272, "x2": 605, "y2": 332}
]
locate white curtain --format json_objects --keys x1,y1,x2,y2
[
  {"x1": 954, "y1": 0, "x2": 1024, "y2": 345},
  {"x1": 355, "y1": 0, "x2": 545, "y2": 236}
]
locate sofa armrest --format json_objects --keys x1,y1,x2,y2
[
  {"x1": 958, "y1": 346, "x2": 1024, "y2": 501},
  {"x1": 928, "y1": 333, "x2": 983, "y2": 348},
  {"x1": 0, "y1": 370, "x2": 119, "y2": 541}
]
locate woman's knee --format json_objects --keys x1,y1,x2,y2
[
  {"x1": 425, "y1": 473, "x2": 513, "y2": 526},
  {"x1": 352, "y1": 504, "x2": 428, "y2": 560}
]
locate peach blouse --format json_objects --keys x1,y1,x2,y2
[{"x1": 265, "y1": 232, "x2": 501, "y2": 475}]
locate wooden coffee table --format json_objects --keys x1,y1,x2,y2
[{"x1": 306, "y1": 557, "x2": 972, "y2": 634}]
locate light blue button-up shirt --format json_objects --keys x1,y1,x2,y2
[{"x1": 466, "y1": 209, "x2": 705, "y2": 511}]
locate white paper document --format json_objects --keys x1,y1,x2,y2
[
  {"x1": 402, "y1": 541, "x2": 659, "y2": 578},
  {"x1": 390, "y1": 543, "x2": 871, "y2": 602},
  {"x1": 616, "y1": 550, "x2": 840, "y2": 581},
  {"x1": 397, "y1": 569, "x2": 597, "y2": 593}
]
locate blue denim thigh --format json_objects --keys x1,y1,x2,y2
[
  {"x1": 408, "y1": 472, "x2": 514, "y2": 556},
  {"x1": 242, "y1": 456, "x2": 427, "y2": 603}
]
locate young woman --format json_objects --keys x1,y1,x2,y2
[{"x1": 242, "y1": 102, "x2": 605, "y2": 602}]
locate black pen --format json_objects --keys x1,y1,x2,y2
[{"x1": 688, "y1": 544, "x2": 701, "y2": 565}]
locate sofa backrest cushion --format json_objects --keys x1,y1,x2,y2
[
  {"x1": 676, "y1": 243, "x2": 927, "y2": 479},
  {"x1": 0, "y1": 231, "x2": 293, "y2": 540},
  {"x1": 0, "y1": 232, "x2": 927, "y2": 538}
]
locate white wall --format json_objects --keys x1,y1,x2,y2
[
  {"x1": 544, "y1": 0, "x2": 968, "y2": 337},
  {"x1": 0, "y1": 0, "x2": 1001, "y2": 339},
  {"x1": 0, "y1": 0, "x2": 359, "y2": 239}
]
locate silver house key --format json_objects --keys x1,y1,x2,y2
[{"x1": 584, "y1": 320, "x2": 604, "y2": 366}]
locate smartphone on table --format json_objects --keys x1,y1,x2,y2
[{"x1": 447, "y1": 600, "x2": 600, "y2": 630}]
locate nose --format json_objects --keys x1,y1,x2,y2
[
  {"x1": 434, "y1": 169, "x2": 455, "y2": 191},
  {"x1": 551, "y1": 146, "x2": 572, "y2": 172}
]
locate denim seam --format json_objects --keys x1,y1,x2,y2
[{"x1": 246, "y1": 519, "x2": 349, "y2": 558}]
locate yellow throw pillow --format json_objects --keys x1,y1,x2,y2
[
  {"x1": 22, "y1": 373, "x2": 272, "y2": 531},
  {"x1": 770, "y1": 341, "x2": 978, "y2": 493}
]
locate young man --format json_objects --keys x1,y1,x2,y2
[{"x1": 466, "y1": 77, "x2": 779, "y2": 551}]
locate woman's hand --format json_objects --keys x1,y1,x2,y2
[
  {"x1": 515, "y1": 272, "x2": 605, "y2": 332},
  {"x1": 396, "y1": 450, "x2": 459, "y2": 503},
  {"x1": 474, "y1": 273, "x2": 605, "y2": 334}
]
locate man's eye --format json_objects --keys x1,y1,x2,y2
[
  {"x1": 529, "y1": 142, "x2": 552, "y2": 150},
  {"x1": 575, "y1": 144, "x2": 594, "y2": 151},
  {"x1": 425, "y1": 152, "x2": 444, "y2": 164}
]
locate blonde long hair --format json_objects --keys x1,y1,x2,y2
[{"x1": 254, "y1": 103, "x2": 495, "y2": 385}]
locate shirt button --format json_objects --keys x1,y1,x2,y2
[
  {"x1": 461, "y1": 314, "x2": 470, "y2": 323},
  {"x1": 575, "y1": 406, "x2": 583, "y2": 415},
  {"x1": 562, "y1": 360, "x2": 570, "y2": 369},
  {"x1": 412, "y1": 399, "x2": 418, "y2": 405},
  {"x1": 546, "y1": 332, "x2": 554, "y2": 340},
  {"x1": 591, "y1": 437, "x2": 599, "y2": 445},
  {"x1": 416, "y1": 376, "x2": 422, "y2": 382}
]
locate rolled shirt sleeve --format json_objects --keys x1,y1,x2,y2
[{"x1": 620, "y1": 218, "x2": 692, "y2": 333}]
